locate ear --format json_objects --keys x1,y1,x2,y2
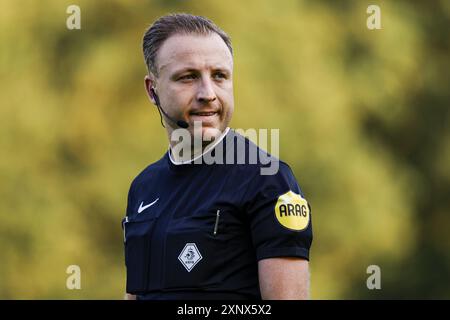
[{"x1": 144, "y1": 75, "x2": 157, "y2": 105}]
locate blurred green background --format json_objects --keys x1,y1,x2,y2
[{"x1": 1, "y1": 0, "x2": 449, "y2": 299}]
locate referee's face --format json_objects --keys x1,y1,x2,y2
[{"x1": 146, "y1": 33, "x2": 234, "y2": 142}]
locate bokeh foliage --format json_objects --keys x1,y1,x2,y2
[{"x1": 0, "y1": 0, "x2": 449, "y2": 299}]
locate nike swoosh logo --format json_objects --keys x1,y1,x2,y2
[{"x1": 138, "y1": 198, "x2": 159, "y2": 214}]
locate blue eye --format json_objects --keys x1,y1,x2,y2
[{"x1": 213, "y1": 73, "x2": 226, "y2": 80}]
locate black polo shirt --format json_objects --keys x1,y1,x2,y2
[{"x1": 122, "y1": 128, "x2": 313, "y2": 300}]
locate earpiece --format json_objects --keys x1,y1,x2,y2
[{"x1": 150, "y1": 87, "x2": 160, "y2": 107}]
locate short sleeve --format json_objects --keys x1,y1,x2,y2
[
  {"x1": 125, "y1": 180, "x2": 136, "y2": 218},
  {"x1": 243, "y1": 162, "x2": 313, "y2": 261},
  {"x1": 122, "y1": 179, "x2": 136, "y2": 233}
]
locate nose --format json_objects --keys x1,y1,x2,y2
[{"x1": 196, "y1": 76, "x2": 217, "y2": 103}]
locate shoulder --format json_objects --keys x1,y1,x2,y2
[
  {"x1": 227, "y1": 128, "x2": 295, "y2": 180},
  {"x1": 127, "y1": 153, "x2": 168, "y2": 194},
  {"x1": 225, "y1": 130, "x2": 305, "y2": 204}
]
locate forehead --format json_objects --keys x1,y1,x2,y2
[{"x1": 156, "y1": 33, "x2": 233, "y2": 74}]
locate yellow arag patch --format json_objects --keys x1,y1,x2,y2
[{"x1": 274, "y1": 191, "x2": 310, "y2": 231}]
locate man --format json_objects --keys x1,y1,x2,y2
[{"x1": 123, "y1": 13, "x2": 312, "y2": 300}]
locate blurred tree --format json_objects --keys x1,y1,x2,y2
[{"x1": 0, "y1": 0, "x2": 448, "y2": 299}]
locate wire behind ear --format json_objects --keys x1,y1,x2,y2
[
  {"x1": 150, "y1": 87, "x2": 160, "y2": 107},
  {"x1": 150, "y1": 87, "x2": 165, "y2": 128}
]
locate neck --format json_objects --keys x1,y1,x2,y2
[{"x1": 169, "y1": 127, "x2": 230, "y2": 164}]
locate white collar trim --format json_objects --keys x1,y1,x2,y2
[{"x1": 168, "y1": 127, "x2": 230, "y2": 165}]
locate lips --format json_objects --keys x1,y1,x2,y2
[{"x1": 189, "y1": 111, "x2": 218, "y2": 116}]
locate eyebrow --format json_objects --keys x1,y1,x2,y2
[{"x1": 171, "y1": 66, "x2": 231, "y2": 77}]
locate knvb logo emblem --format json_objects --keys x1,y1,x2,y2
[{"x1": 178, "y1": 243, "x2": 202, "y2": 272}]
